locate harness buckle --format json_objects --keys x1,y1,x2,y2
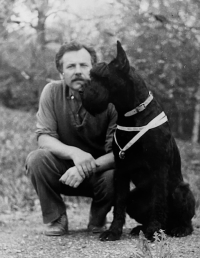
[
  {"x1": 136, "y1": 103, "x2": 146, "y2": 112},
  {"x1": 119, "y1": 151, "x2": 125, "y2": 159}
]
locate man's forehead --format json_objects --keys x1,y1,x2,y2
[{"x1": 62, "y1": 48, "x2": 92, "y2": 64}]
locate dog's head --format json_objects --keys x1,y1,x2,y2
[
  {"x1": 81, "y1": 62, "x2": 110, "y2": 115},
  {"x1": 81, "y1": 41, "x2": 133, "y2": 115}
]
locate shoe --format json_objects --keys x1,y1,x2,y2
[
  {"x1": 87, "y1": 224, "x2": 107, "y2": 233},
  {"x1": 44, "y1": 213, "x2": 68, "y2": 236},
  {"x1": 87, "y1": 217, "x2": 107, "y2": 233}
]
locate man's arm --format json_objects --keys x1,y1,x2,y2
[
  {"x1": 38, "y1": 134, "x2": 79, "y2": 160},
  {"x1": 40, "y1": 134, "x2": 115, "y2": 188},
  {"x1": 38, "y1": 134, "x2": 97, "y2": 178},
  {"x1": 95, "y1": 152, "x2": 115, "y2": 173},
  {"x1": 60, "y1": 151, "x2": 115, "y2": 188}
]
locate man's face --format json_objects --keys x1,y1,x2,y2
[{"x1": 61, "y1": 48, "x2": 92, "y2": 91}]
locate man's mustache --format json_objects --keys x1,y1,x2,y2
[{"x1": 72, "y1": 76, "x2": 85, "y2": 82}]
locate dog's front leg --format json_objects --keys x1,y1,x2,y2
[
  {"x1": 144, "y1": 172, "x2": 168, "y2": 241},
  {"x1": 100, "y1": 170, "x2": 130, "y2": 241}
]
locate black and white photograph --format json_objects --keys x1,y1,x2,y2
[{"x1": 0, "y1": 0, "x2": 200, "y2": 257}]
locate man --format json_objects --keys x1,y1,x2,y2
[{"x1": 25, "y1": 41, "x2": 117, "y2": 236}]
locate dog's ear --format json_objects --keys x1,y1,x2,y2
[{"x1": 115, "y1": 41, "x2": 130, "y2": 74}]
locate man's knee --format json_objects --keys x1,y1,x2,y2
[
  {"x1": 25, "y1": 149, "x2": 52, "y2": 176},
  {"x1": 100, "y1": 169, "x2": 115, "y2": 200}
]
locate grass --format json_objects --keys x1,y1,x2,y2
[
  {"x1": 0, "y1": 105, "x2": 200, "y2": 218},
  {"x1": 135, "y1": 230, "x2": 184, "y2": 258},
  {"x1": 0, "y1": 105, "x2": 37, "y2": 211}
]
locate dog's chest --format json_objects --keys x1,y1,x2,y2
[
  {"x1": 113, "y1": 130, "x2": 143, "y2": 159},
  {"x1": 113, "y1": 129, "x2": 161, "y2": 163}
]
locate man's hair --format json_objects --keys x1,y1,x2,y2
[{"x1": 55, "y1": 41, "x2": 97, "y2": 73}]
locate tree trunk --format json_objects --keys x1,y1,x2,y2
[
  {"x1": 32, "y1": 0, "x2": 49, "y2": 98},
  {"x1": 192, "y1": 86, "x2": 200, "y2": 143},
  {"x1": 177, "y1": 112, "x2": 183, "y2": 137}
]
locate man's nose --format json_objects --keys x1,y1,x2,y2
[{"x1": 75, "y1": 65, "x2": 82, "y2": 75}]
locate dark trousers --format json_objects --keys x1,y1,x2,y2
[{"x1": 25, "y1": 149, "x2": 115, "y2": 226}]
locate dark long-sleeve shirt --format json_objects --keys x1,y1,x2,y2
[{"x1": 36, "y1": 80, "x2": 117, "y2": 159}]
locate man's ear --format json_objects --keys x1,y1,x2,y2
[
  {"x1": 115, "y1": 41, "x2": 130, "y2": 74},
  {"x1": 59, "y1": 72, "x2": 64, "y2": 80}
]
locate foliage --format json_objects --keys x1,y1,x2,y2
[
  {"x1": 0, "y1": 105, "x2": 37, "y2": 211},
  {"x1": 136, "y1": 230, "x2": 183, "y2": 258},
  {"x1": 0, "y1": 0, "x2": 200, "y2": 140},
  {"x1": 0, "y1": 105, "x2": 199, "y2": 214},
  {"x1": 0, "y1": 0, "x2": 200, "y2": 212}
]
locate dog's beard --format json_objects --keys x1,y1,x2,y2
[{"x1": 81, "y1": 80, "x2": 109, "y2": 115}]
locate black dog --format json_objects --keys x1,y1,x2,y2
[{"x1": 81, "y1": 41, "x2": 195, "y2": 241}]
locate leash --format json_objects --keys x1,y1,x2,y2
[
  {"x1": 114, "y1": 112, "x2": 168, "y2": 159},
  {"x1": 124, "y1": 91, "x2": 153, "y2": 117}
]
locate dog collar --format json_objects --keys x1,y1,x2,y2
[
  {"x1": 114, "y1": 112, "x2": 168, "y2": 159},
  {"x1": 124, "y1": 91, "x2": 153, "y2": 117}
]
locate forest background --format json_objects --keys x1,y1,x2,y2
[{"x1": 0, "y1": 0, "x2": 200, "y2": 215}]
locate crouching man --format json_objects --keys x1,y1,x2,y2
[{"x1": 25, "y1": 41, "x2": 117, "y2": 236}]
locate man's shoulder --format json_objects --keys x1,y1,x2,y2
[
  {"x1": 43, "y1": 80, "x2": 63, "y2": 92},
  {"x1": 39, "y1": 80, "x2": 64, "y2": 105},
  {"x1": 41, "y1": 80, "x2": 65, "y2": 99}
]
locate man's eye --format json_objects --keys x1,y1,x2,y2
[{"x1": 67, "y1": 65, "x2": 74, "y2": 69}]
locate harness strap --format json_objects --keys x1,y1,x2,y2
[
  {"x1": 114, "y1": 112, "x2": 168, "y2": 158},
  {"x1": 117, "y1": 114, "x2": 167, "y2": 131},
  {"x1": 124, "y1": 91, "x2": 153, "y2": 117}
]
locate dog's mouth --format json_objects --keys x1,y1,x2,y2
[{"x1": 81, "y1": 81, "x2": 109, "y2": 116}]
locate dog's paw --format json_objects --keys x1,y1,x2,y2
[
  {"x1": 99, "y1": 230, "x2": 121, "y2": 241},
  {"x1": 144, "y1": 232, "x2": 155, "y2": 242},
  {"x1": 130, "y1": 226, "x2": 144, "y2": 236},
  {"x1": 169, "y1": 225, "x2": 193, "y2": 237},
  {"x1": 145, "y1": 221, "x2": 162, "y2": 241}
]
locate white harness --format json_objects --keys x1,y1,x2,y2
[{"x1": 114, "y1": 112, "x2": 168, "y2": 159}]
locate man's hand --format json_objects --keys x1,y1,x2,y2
[
  {"x1": 71, "y1": 148, "x2": 98, "y2": 178},
  {"x1": 59, "y1": 166, "x2": 84, "y2": 188},
  {"x1": 38, "y1": 135, "x2": 99, "y2": 178}
]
